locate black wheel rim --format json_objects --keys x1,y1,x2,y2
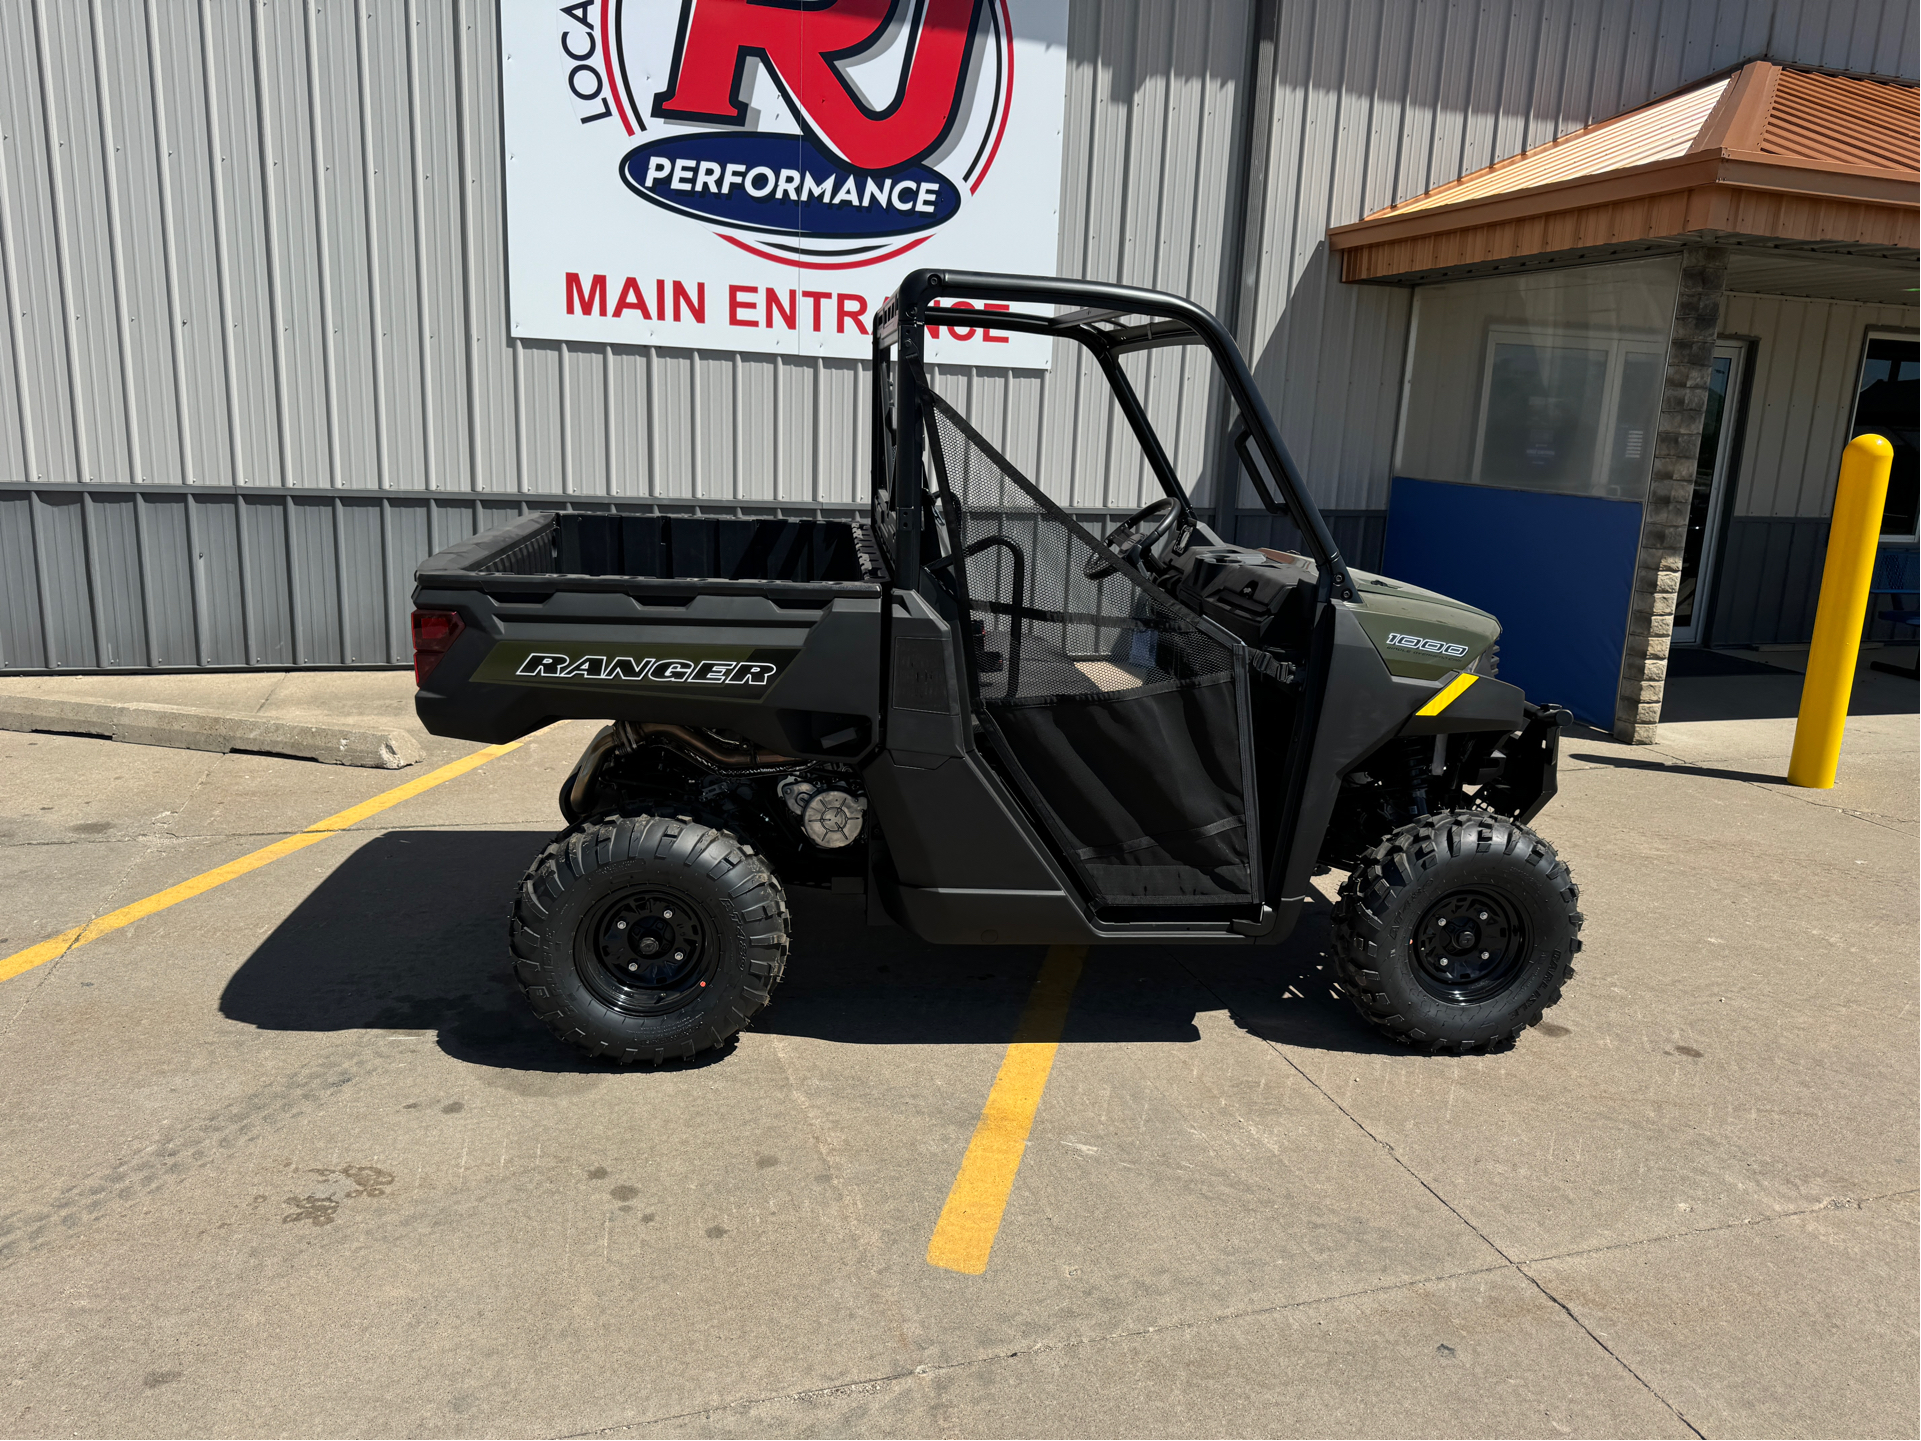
[
  {"x1": 1410, "y1": 887, "x2": 1530, "y2": 1004},
  {"x1": 575, "y1": 886, "x2": 718, "y2": 1017}
]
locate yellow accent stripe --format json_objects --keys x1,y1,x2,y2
[
  {"x1": 1416, "y1": 671, "x2": 1478, "y2": 718},
  {"x1": 926, "y1": 944, "x2": 1087, "y2": 1275},
  {"x1": 0, "y1": 740, "x2": 524, "y2": 986}
]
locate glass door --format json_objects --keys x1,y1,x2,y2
[{"x1": 1672, "y1": 342, "x2": 1746, "y2": 645}]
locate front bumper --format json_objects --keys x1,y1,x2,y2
[{"x1": 1480, "y1": 703, "x2": 1563, "y2": 825}]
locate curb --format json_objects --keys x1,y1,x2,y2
[{"x1": 0, "y1": 695, "x2": 424, "y2": 770}]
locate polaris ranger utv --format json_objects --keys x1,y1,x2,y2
[{"x1": 412, "y1": 270, "x2": 1580, "y2": 1065}]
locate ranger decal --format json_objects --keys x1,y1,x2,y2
[{"x1": 515, "y1": 652, "x2": 778, "y2": 685}]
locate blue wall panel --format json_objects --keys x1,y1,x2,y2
[{"x1": 1383, "y1": 478, "x2": 1640, "y2": 729}]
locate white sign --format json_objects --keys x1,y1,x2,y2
[{"x1": 502, "y1": 0, "x2": 1069, "y2": 368}]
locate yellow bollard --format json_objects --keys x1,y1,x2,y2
[{"x1": 1787, "y1": 433, "x2": 1894, "y2": 788}]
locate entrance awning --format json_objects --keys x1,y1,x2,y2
[{"x1": 1329, "y1": 63, "x2": 1919, "y2": 284}]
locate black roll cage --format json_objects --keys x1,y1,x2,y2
[{"x1": 871, "y1": 269, "x2": 1356, "y2": 602}]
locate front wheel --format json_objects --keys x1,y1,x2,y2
[
  {"x1": 1332, "y1": 810, "x2": 1582, "y2": 1052},
  {"x1": 510, "y1": 815, "x2": 790, "y2": 1063}
]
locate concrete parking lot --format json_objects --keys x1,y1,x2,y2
[{"x1": 1, "y1": 669, "x2": 1916, "y2": 1439}]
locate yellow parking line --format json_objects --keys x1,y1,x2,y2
[
  {"x1": 927, "y1": 943, "x2": 1087, "y2": 1275},
  {"x1": 0, "y1": 740, "x2": 524, "y2": 986}
]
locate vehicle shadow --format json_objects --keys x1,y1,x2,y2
[
  {"x1": 1564, "y1": 752, "x2": 1787, "y2": 785},
  {"x1": 218, "y1": 828, "x2": 1394, "y2": 1071},
  {"x1": 1173, "y1": 897, "x2": 1411, "y2": 1059}
]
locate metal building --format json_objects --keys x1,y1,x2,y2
[{"x1": 2, "y1": 0, "x2": 1916, "y2": 729}]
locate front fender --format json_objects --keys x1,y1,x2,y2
[{"x1": 1396, "y1": 673, "x2": 1527, "y2": 736}]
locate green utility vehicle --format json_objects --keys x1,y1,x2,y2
[{"x1": 412, "y1": 270, "x2": 1580, "y2": 1064}]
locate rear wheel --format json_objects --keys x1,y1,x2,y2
[
  {"x1": 1332, "y1": 810, "x2": 1581, "y2": 1052},
  {"x1": 510, "y1": 814, "x2": 789, "y2": 1063}
]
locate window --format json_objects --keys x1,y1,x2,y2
[
  {"x1": 1853, "y1": 333, "x2": 1919, "y2": 540},
  {"x1": 1396, "y1": 257, "x2": 1683, "y2": 503},
  {"x1": 1473, "y1": 330, "x2": 1664, "y2": 496}
]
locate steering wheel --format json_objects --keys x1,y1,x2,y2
[{"x1": 1084, "y1": 496, "x2": 1184, "y2": 581}]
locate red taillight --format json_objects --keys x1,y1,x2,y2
[{"x1": 412, "y1": 608, "x2": 465, "y2": 687}]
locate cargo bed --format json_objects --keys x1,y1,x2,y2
[{"x1": 412, "y1": 512, "x2": 885, "y2": 756}]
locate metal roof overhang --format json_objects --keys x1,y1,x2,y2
[{"x1": 1329, "y1": 64, "x2": 1920, "y2": 286}]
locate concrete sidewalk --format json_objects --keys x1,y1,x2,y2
[{"x1": 0, "y1": 670, "x2": 425, "y2": 769}]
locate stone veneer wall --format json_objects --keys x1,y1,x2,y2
[{"x1": 1614, "y1": 246, "x2": 1729, "y2": 742}]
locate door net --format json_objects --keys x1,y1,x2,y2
[{"x1": 920, "y1": 390, "x2": 1259, "y2": 907}]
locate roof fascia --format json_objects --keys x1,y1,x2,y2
[
  {"x1": 1331, "y1": 154, "x2": 1721, "y2": 247},
  {"x1": 1718, "y1": 155, "x2": 1921, "y2": 198},
  {"x1": 1330, "y1": 151, "x2": 1917, "y2": 251}
]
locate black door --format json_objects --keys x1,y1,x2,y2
[{"x1": 920, "y1": 392, "x2": 1261, "y2": 910}]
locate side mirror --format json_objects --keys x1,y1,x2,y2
[{"x1": 1233, "y1": 425, "x2": 1288, "y2": 517}]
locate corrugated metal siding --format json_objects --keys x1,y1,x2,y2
[
  {"x1": 1712, "y1": 529, "x2": 1921, "y2": 644},
  {"x1": 1, "y1": 0, "x2": 1916, "y2": 671},
  {"x1": 1706, "y1": 516, "x2": 1828, "y2": 644},
  {"x1": 929, "y1": 0, "x2": 1260, "y2": 514},
  {"x1": 1222, "y1": 508, "x2": 1388, "y2": 573},
  {"x1": 0, "y1": 494, "x2": 47, "y2": 668},
  {"x1": 3, "y1": 0, "x2": 1264, "y2": 510},
  {"x1": 1722, "y1": 250, "x2": 1918, "y2": 305},
  {"x1": 0, "y1": 486, "x2": 1151, "y2": 672},
  {"x1": 1704, "y1": 291, "x2": 1918, "y2": 645},
  {"x1": 1720, "y1": 292, "x2": 1919, "y2": 517},
  {"x1": 1240, "y1": 0, "x2": 1919, "y2": 515}
]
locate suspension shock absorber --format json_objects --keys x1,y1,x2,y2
[{"x1": 1404, "y1": 737, "x2": 1432, "y2": 820}]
